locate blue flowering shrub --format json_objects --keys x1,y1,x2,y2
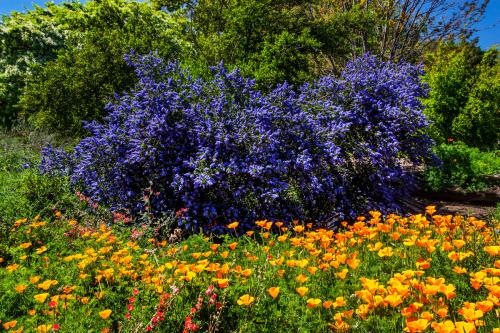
[{"x1": 42, "y1": 53, "x2": 433, "y2": 231}]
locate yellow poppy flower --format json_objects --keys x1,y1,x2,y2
[
  {"x1": 237, "y1": 294, "x2": 254, "y2": 306},
  {"x1": 34, "y1": 293, "x2": 49, "y2": 303},
  {"x1": 306, "y1": 298, "x2": 321, "y2": 308},
  {"x1": 35, "y1": 246, "x2": 47, "y2": 255}
]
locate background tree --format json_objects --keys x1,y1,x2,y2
[
  {"x1": 0, "y1": 0, "x2": 493, "y2": 134},
  {"x1": 0, "y1": 2, "x2": 83, "y2": 127},
  {"x1": 451, "y1": 48, "x2": 499, "y2": 149},
  {"x1": 155, "y1": 0, "x2": 489, "y2": 78},
  {"x1": 176, "y1": 0, "x2": 322, "y2": 89},
  {"x1": 19, "y1": 0, "x2": 187, "y2": 134},
  {"x1": 423, "y1": 41, "x2": 498, "y2": 149},
  {"x1": 310, "y1": 0, "x2": 489, "y2": 63}
]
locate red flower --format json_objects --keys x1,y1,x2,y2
[
  {"x1": 205, "y1": 285, "x2": 214, "y2": 295},
  {"x1": 52, "y1": 324, "x2": 60, "y2": 330}
]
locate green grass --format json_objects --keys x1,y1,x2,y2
[{"x1": 0, "y1": 130, "x2": 75, "y2": 225}]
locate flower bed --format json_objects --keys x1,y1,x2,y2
[{"x1": 1, "y1": 207, "x2": 499, "y2": 332}]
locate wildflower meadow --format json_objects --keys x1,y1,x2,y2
[{"x1": 1, "y1": 208, "x2": 499, "y2": 332}]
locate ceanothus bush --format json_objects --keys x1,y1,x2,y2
[{"x1": 42, "y1": 52, "x2": 433, "y2": 232}]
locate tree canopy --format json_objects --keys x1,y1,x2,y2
[
  {"x1": 0, "y1": 0, "x2": 493, "y2": 135},
  {"x1": 424, "y1": 42, "x2": 499, "y2": 149},
  {"x1": 17, "y1": 0, "x2": 187, "y2": 134}
]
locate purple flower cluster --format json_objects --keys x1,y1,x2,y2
[{"x1": 41, "y1": 52, "x2": 433, "y2": 231}]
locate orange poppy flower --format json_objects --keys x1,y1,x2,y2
[
  {"x1": 475, "y1": 300, "x2": 493, "y2": 313},
  {"x1": 384, "y1": 294, "x2": 403, "y2": 308},
  {"x1": 322, "y1": 300, "x2": 333, "y2": 309},
  {"x1": 296, "y1": 287, "x2": 309, "y2": 297},
  {"x1": 99, "y1": 309, "x2": 112, "y2": 319},
  {"x1": 452, "y1": 239, "x2": 466, "y2": 249},
  {"x1": 268, "y1": 287, "x2": 280, "y2": 299},
  {"x1": 293, "y1": 225, "x2": 305, "y2": 233},
  {"x1": 241, "y1": 269, "x2": 252, "y2": 277},
  {"x1": 307, "y1": 266, "x2": 318, "y2": 275},
  {"x1": 335, "y1": 269, "x2": 348, "y2": 279},
  {"x1": 36, "y1": 325, "x2": 50, "y2": 333},
  {"x1": 216, "y1": 278, "x2": 229, "y2": 289},
  {"x1": 15, "y1": 284, "x2": 27, "y2": 293},
  {"x1": 227, "y1": 222, "x2": 239, "y2": 229},
  {"x1": 377, "y1": 246, "x2": 394, "y2": 257},
  {"x1": 332, "y1": 296, "x2": 346, "y2": 308},
  {"x1": 436, "y1": 306, "x2": 448, "y2": 318},
  {"x1": 453, "y1": 266, "x2": 467, "y2": 274},
  {"x1": 295, "y1": 274, "x2": 308, "y2": 283},
  {"x1": 425, "y1": 206, "x2": 436, "y2": 216},
  {"x1": 3, "y1": 321, "x2": 17, "y2": 330},
  {"x1": 405, "y1": 318, "x2": 429, "y2": 333},
  {"x1": 277, "y1": 234, "x2": 288, "y2": 242},
  {"x1": 459, "y1": 308, "x2": 483, "y2": 321},
  {"x1": 6, "y1": 264, "x2": 19, "y2": 272}
]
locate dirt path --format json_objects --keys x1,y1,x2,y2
[{"x1": 400, "y1": 195, "x2": 498, "y2": 220}]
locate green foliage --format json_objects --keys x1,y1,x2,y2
[
  {"x1": 424, "y1": 142, "x2": 500, "y2": 192},
  {"x1": 18, "y1": 0, "x2": 187, "y2": 135},
  {"x1": 424, "y1": 43, "x2": 499, "y2": 149},
  {"x1": 311, "y1": 5, "x2": 378, "y2": 72},
  {"x1": 180, "y1": 0, "x2": 321, "y2": 89},
  {"x1": 0, "y1": 131, "x2": 75, "y2": 225},
  {"x1": 2, "y1": 0, "x2": 493, "y2": 132},
  {"x1": 159, "y1": 0, "x2": 490, "y2": 67},
  {"x1": 451, "y1": 49, "x2": 500, "y2": 149},
  {"x1": 492, "y1": 202, "x2": 500, "y2": 223},
  {"x1": 0, "y1": 2, "x2": 83, "y2": 127}
]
